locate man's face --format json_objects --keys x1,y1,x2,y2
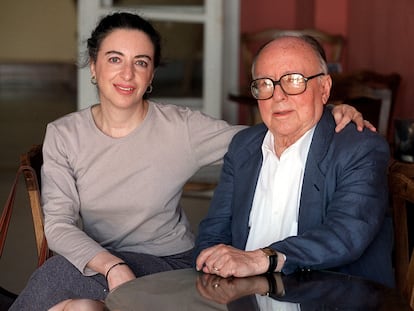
[{"x1": 253, "y1": 37, "x2": 332, "y2": 144}]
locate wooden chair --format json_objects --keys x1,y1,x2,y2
[
  {"x1": 0, "y1": 144, "x2": 52, "y2": 268},
  {"x1": 230, "y1": 28, "x2": 345, "y2": 125},
  {"x1": 406, "y1": 249, "x2": 414, "y2": 309},
  {"x1": 388, "y1": 160, "x2": 414, "y2": 297},
  {"x1": 330, "y1": 70, "x2": 401, "y2": 139}
]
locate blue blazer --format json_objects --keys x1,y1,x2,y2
[{"x1": 195, "y1": 107, "x2": 394, "y2": 287}]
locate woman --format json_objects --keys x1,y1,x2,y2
[{"x1": 10, "y1": 12, "x2": 371, "y2": 311}]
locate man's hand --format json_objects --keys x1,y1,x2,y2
[
  {"x1": 196, "y1": 244, "x2": 268, "y2": 278},
  {"x1": 332, "y1": 104, "x2": 376, "y2": 133}
]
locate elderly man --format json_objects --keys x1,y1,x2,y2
[{"x1": 194, "y1": 35, "x2": 394, "y2": 288}]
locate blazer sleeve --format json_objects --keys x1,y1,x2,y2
[
  {"x1": 193, "y1": 145, "x2": 236, "y2": 259},
  {"x1": 194, "y1": 125, "x2": 265, "y2": 261}
]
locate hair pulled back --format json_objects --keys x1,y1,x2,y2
[{"x1": 87, "y1": 12, "x2": 161, "y2": 68}]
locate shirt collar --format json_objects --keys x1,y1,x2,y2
[{"x1": 262, "y1": 127, "x2": 316, "y2": 163}]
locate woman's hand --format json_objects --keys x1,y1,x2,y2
[
  {"x1": 332, "y1": 104, "x2": 376, "y2": 133},
  {"x1": 88, "y1": 251, "x2": 136, "y2": 291},
  {"x1": 105, "y1": 262, "x2": 136, "y2": 291},
  {"x1": 49, "y1": 299, "x2": 107, "y2": 311}
]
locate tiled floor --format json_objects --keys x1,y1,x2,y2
[{"x1": 0, "y1": 87, "x2": 212, "y2": 295}]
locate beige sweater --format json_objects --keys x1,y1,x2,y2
[{"x1": 41, "y1": 101, "x2": 243, "y2": 275}]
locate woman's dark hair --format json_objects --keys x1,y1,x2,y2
[{"x1": 86, "y1": 12, "x2": 162, "y2": 68}]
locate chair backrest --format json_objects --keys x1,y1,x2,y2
[
  {"x1": 20, "y1": 144, "x2": 51, "y2": 266},
  {"x1": 388, "y1": 160, "x2": 414, "y2": 297},
  {"x1": 0, "y1": 144, "x2": 51, "y2": 267},
  {"x1": 330, "y1": 70, "x2": 401, "y2": 139}
]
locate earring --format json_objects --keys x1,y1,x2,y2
[
  {"x1": 146, "y1": 85, "x2": 153, "y2": 94},
  {"x1": 91, "y1": 76, "x2": 97, "y2": 85}
]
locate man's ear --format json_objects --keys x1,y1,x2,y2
[{"x1": 321, "y1": 74, "x2": 332, "y2": 104}]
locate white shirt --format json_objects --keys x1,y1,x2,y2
[
  {"x1": 245, "y1": 127, "x2": 315, "y2": 251},
  {"x1": 255, "y1": 294, "x2": 301, "y2": 311}
]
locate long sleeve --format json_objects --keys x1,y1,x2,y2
[
  {"x1": 42, "y1": 122, "x2": 108, "y2": 276},
  {"x1": 42, "y1": 103, "x2": 244, "y2": 275}
]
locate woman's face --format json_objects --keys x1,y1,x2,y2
[{"x1": 90, "y1": 28, "x2": 155, "y2": 109}]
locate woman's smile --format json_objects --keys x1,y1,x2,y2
[{"x1": 114, "y1": 83, "x2": 136, "y2": 95}]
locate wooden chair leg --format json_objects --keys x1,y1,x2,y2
[{"x1": 393, "y1": 196, "x2": 409, "y2": 292}]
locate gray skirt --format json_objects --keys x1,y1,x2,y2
[{"x1": 9, "y1": 248, "x2": 193, "y2": 311}]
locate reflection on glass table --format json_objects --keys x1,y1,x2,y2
[{"x1": 105, "y1": 268, "x2": 410, "y2": 311}]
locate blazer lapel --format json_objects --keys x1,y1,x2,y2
[
  {"x1": 232, "y1": 108, "x2": 335, "y2": 244},
  {"x1": 298, "y1": 108, "x2": 335, "y2": 233},
  {"x1": 232, "y1": 125, "x2": 267, "y2": 249}
]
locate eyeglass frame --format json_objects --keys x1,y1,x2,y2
[{"x1": 250, "y1": 72, "x2": 326, "y2": 100}]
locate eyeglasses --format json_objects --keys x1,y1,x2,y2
[{"x1": 250, "y1": 72, "x2": 325, "y2": 100}]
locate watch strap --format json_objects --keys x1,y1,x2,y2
[
  {"x1": 267, "y1": 252, "x2": 277, "y2": 273},
  {"x1": 261, "y1": 247, "x2": 278, "y2": 273}
]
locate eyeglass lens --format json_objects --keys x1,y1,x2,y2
[{"x1": 250, "y1": 73, "x2": 323, "y2": 100}]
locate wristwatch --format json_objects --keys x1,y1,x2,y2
[{"x1": 261, "y1": 247, "x2": 278, "y2": 273}]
